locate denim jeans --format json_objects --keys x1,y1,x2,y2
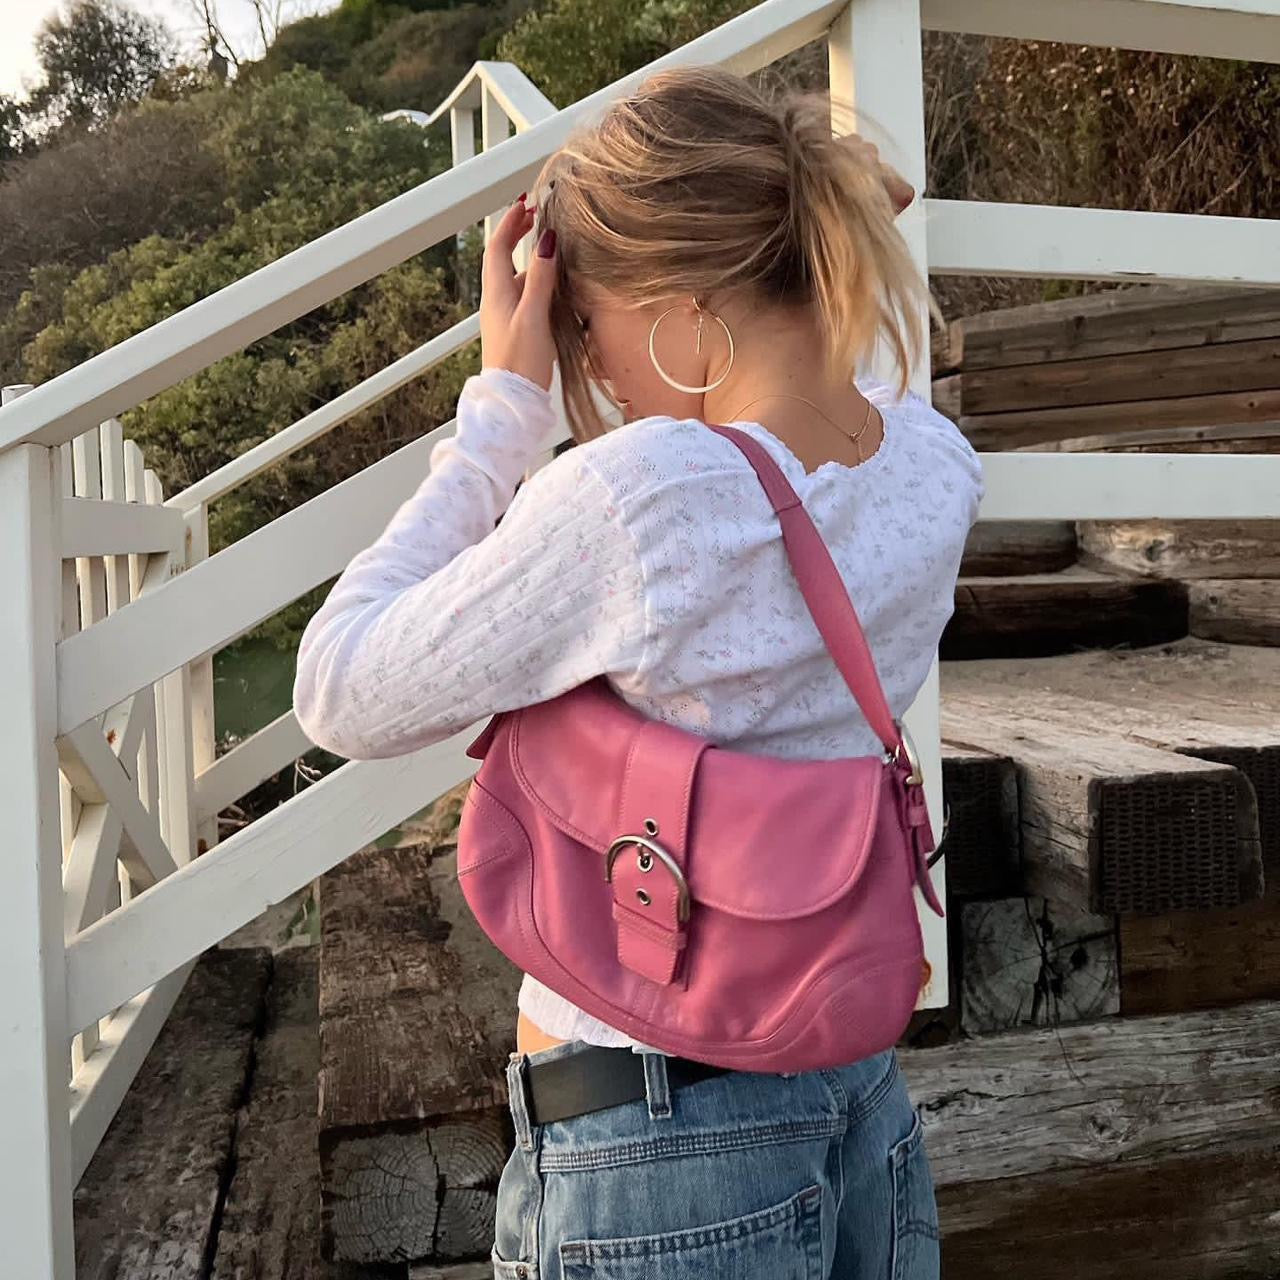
[{"x1": 491, "y1": 1039, "x2": 940, "y2": 1279}]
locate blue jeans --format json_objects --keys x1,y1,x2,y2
[{"x1": 492, "y1": 1040, "x2": 940, "y2": 1279}]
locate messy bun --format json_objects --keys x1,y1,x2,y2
[{"x1": 533, "y1": 65, "x2": 942, "y2": 441}]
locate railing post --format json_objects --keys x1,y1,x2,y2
[
  {"x1": 829, "y1": 0, "x2": 949, "y2": 1005},
  {"x1": 0, "y1": 387, "x2": 76, "y2": 1279},
  {"x1": 187, "y1": 503, "x2": 218, "y2": 859}
]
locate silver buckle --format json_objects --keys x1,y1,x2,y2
[
  {"x1": 605, "y1": 834, "x2": 691, "y2": 923},
  {"x1": 889, "y1": 719, "x2": 925, "y2": 786}
]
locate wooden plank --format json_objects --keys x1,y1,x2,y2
[
  {"x1": 960, "y1": 386, "x2": 1280, "y2": 451},
  {"x1": 1078, "y1": 518, "x2": 1280, "y2": 579},
  {"x1": 961, "y1": 336, "x2": 1280, "y2": 416},
  {"x1": 72, "y1": 947, "x2": 271, "y2": 1279},
  {"x1": 938, "y1": 688, "x2": 1262, "y2": 915},
  {"x1": 1016, "y1": 420, "x2": 1280, "y2": 454},
  {"x1": 209, "y1": 948, "x2": 326, "y2": 1280},
  {"x1": 902, "y1": 998, "x2": 1280, "y2": 1279},
  {"x1": 942, "y1": 567, "x2": 1187, "y2": 660},
  {"x1": 957, "y1": 520, "x2": 1076, "y2": 577},
  {"x1": 318, "y1": 841, "x2": 520, "y2": 1265},
  {"x1": 1188, "y1": 578, "x2": 1280, "y2": 646},
  {"x1": 949, "y1": 285, "x2": 1280, "y2": 372}
]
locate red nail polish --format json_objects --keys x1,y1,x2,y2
[
  {"x1": 537, "y1": 228, "x2": 557, "y2": 258},
  {"x1": 518, "y1": 191, "x2": 527, "y2": 203}
]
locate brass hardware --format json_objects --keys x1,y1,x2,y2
[
  {"x1": 638, "y1": 853, "x2": 653, "y2": 872},
  {"x1": 605, "y1": 834, "x2": 691, "y2": 923}
]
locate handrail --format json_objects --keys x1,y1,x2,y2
[
  {"x1": 168, "y1": 314, "x2": 480, "y2": 513},
  {"x1": 428, "y1": 60, "x2": 559, "y2": 130},
  {"x1": 0, "y1": 0, "x2": 844, "y2": 456}
]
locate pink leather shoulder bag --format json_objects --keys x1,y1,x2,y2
[{"x1": 456, "y1": 421, "x2": 946, "y2": 1073}]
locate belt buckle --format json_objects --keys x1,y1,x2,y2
[{"x1": 604, "y1": 834, "x2": 691, "y2": 923}]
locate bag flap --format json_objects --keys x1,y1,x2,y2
[{"x1": 504, "y1": 678, "x2": 887, "y2": 921}]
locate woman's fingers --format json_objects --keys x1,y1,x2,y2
[{"x1": 481, "y1": 198, "x2": 536, "y2": 310}]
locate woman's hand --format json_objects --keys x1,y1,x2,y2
[
  {"x1": 480, "y1": 196, "x2": 560, "y2": 391},
  {"x1": 844, "y1": 134, "x2": 915, "y2": 216}
]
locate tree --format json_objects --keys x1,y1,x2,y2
[{"x1": 21, "y1": 0, "x2": 179, "y2": 140}]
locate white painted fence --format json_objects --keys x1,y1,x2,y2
[{"x1": 1, "y1": 1, "x2": 1277, "y2": 1274}]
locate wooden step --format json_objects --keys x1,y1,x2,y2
[
  {"x1": 958, "y1": 520, "x2": 1077, "y2": 577},
  {"x1": 938, "y1": 685, "x2": 1263, "y2": 916},
  {"x1": 935, "y1": 284, "x2": 1280, "y2": 374},
  {"x1": 1188, "y1": 579, "x2": 1280, "y2": 645},
  {"x1": 318, "y1": 842, "x2": 521, "y2": 1268},
  {"x1": 901, "y1": 998, "x2": 1280, "y2": 1279},
  {"x1": 959, "y1": 386, "x2": 1280, "y2": 451},
  {"x1": 942, "y1": 567, "x2": 1187, "y2": 660},
  {"x1": 1078, "y1": 518, "x2": 1280, "y2": 579},
  {"x1": 938, "y1": 741, "x2": 1021, "y2": 900},
  {"x1": 73, "y1": 947, "x2": 273, "y2": 1280}
]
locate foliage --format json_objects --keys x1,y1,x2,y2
[
  {"x1": 497, "y1": 0, "x2": 750, "y2": 104},
  {"x1": 4, "y1": 68, "x2": 476, "y2": 558},
  {"x1": 245, "y1": 0, "x2": 531, "y2": 114},
  {"x1": 14, "y1": 0, "x2": 179, "y2": 147}
]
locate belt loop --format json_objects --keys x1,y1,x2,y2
[
  {"x1": 642, "y1": 1051, "x2": 673, "y2": 1120},
  {"x1": 506, "y1": 1051, "x2": 536, "y2": 1149}
]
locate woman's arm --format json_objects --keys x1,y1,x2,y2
[{"x1": 291, "y1": 367, "x2": 649, "y2": 760}]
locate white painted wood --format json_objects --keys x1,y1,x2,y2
[
  {"x1": 122, "y1": 438, "x2": 147, "y2": 596},
  {"x1": 921, "y1": 0, "x2": 1280, "y2": 65},
  {"x1": 194, "y1": 708, "x2": 313, "y2": 822},
  {"x1": 482, "y1": 86, "x2": 513, "y2": 244},
  {"x1": 66, "y1": 738, "x2": 479, "y2": 1030},
  {"x1": 0, "y1": 441, "x2": 76, "y2": 1280},
  {"x1": 71, "y1": 426, "x2": 108, "y2": 630},
  {"x1": 186, "y1": 504, "x2": 218, "y2": 859},
  {"x1": 68, "y1": 961, "x2": 193, "y2": 1184},
  {"x1": 451, "y1": 106, "x2": 476, "y2": 166},
  {"x1": 60, "y1": 720, "x2": 178, "y2": 887},
  {"x1": 62, "y1": 803, "x2": 125, "y2": 938},
  {"x1": 0, "y1": 0, "x2": 845, "y2": 452},
  {"x1": 830, "y1": 0, "x2": 948, "y2": 1008},
  {"x1": 171, "y1": 314, "x2": 480, "y2": 512},
  {"x1": 58, "y1": 495, "x2": 185, "y2": 558},
  {"x1": 926, "y1": 199, "x2": 1280, "y2": 286},
  {"x1": 431, "y1": 60, "x2": 558, "y2": 129},
  {"x1": 98, "y1": 419, "x2": 131, "y2": 617},
  {"x1": 972, "y1": 452, "x2": 1280, "y2": 522},
  {"x1": 58, "y1": 425, "x2": 446, "y2": 734}
]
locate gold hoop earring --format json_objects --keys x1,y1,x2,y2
[{"x1": 647, "y1": 303, "x2": 735, "y2": 394}]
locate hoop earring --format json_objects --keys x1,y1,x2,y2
[{"x1": 647, "y1": 303, "x2": 735, "y2": 394}]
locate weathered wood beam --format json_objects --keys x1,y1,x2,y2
[
  {"x1": 1188, "y1": 579, "x2": 1280, "y2": 646},
  {"x1": 901, "y1": 998, "x2": 1280, "y2": 1279},
  {"x1": 957, "y1": 520, "x2": 1077, "y2": 578},
  {"x1": 318, "y1": 837, "x2": 520, "y2": 1266},
  {"x1": 938, "y1": 687, "x2": 1263, "y2": 914},
  {"x1": 942, "y1": 568, "x2": 1187, "y2": 660}
]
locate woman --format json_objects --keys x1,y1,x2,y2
[{"x1": 293, "y1": 65, "x2": 983, "y2": 1280}]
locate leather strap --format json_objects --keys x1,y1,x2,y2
[
  {"x1": 704, "y1": 422, "x2": 903, "y2": 760},
  {"x1": 523, "y1": 1045, "x2": 732, "y2": 1126}
]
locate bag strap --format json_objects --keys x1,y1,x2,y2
[{"x1": 704, "y1": 421, "x2": 904, "y2": 760}]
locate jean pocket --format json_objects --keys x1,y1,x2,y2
[
  {"x1": 889, "y1": 1108, "x2": 941, "y2": 1280},
  {"x1": 491, "y1": 1142, "x2": 543, "y2": 1278},
  {"x1": 558, "y1": 1181, "x2": 824, "y2": 1279}
]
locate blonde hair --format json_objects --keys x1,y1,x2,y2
[{"x1": 532, "y1": 64, "x2": 943, "y2": 442}]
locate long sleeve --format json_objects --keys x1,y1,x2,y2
[{"x1": 291, "y1": 366, "x2": 651, "y2": 760}]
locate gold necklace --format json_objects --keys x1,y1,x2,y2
[{"x1": 725, "y1": 392, "x2": 877, "y2": 463}]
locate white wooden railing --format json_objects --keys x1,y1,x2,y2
[{"x1": 1, "y1": 0, "x2": 1278, "y2": 1274}]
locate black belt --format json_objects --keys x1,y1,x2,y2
[{"x1": 522, "y1": 1044, "x2": 734, "y2": 1126}]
